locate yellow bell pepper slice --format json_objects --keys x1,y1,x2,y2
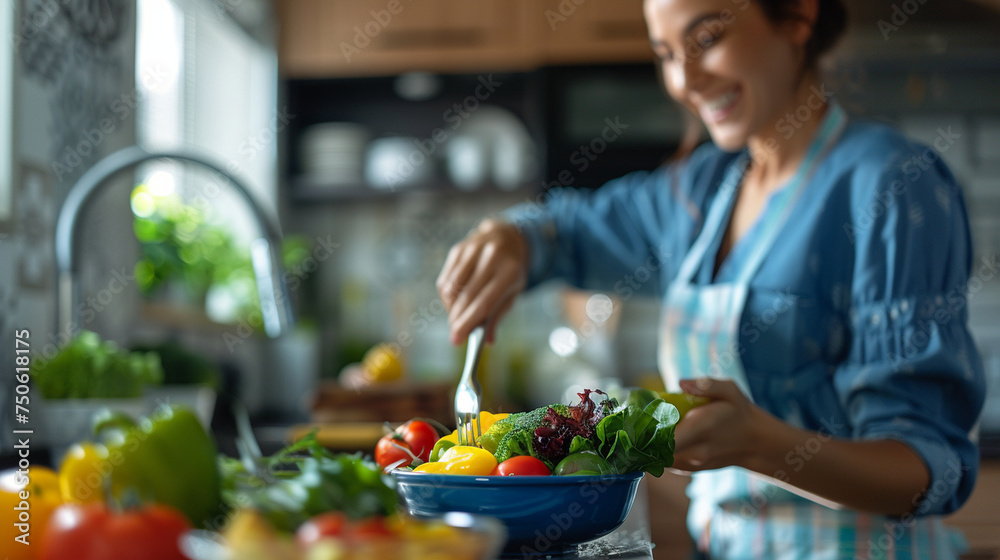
[
  {"x1": 413, "y1": 446, "x2": 497, "y2": 475},
  {"x1": 439, "y1": 411, "x2": 510, "y2": 447}
]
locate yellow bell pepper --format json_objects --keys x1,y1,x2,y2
[
  {"x1": 0, "y1": 466, "x2": 62, "y2": 560},
  {"x1": 413, "y1": 446, "x2": 497, "y2": 475},
  {"x1": 439, "y1": 412, "x2": 509, "y2": 447},
  {"x1": 59, "y1": 443, "x2": 110, "y2": 504}
]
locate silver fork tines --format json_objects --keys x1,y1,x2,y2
[{"x1": 455, "y1": 325, "x2": 486, "y2": 447}]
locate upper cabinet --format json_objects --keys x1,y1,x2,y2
[
  {"x1": 275, "y1": 0, "x2": 653, "y2": 78},
  {"x1": 530, "y1": 0, "x2": 652, "y2": 64}
]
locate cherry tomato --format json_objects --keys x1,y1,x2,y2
[
  {"x1": 41, "y1": 503, "x2": 191, "y2": 560},
  {"x1": 491, "y1": 456, "x2": 551, "y2": 476},
  {"x1": 398, "y1": 421, "x2": 438, "y2": 462},
  {"x1": 296, "y1": 512, "x2": 347, "y2": 547},
  {"x1": 352, "y1": 516, "x2": 395, "y2": 539},
  {"x1": 296, "y1": 514, "x2": 396, "y2": 547},
  {"x1": 374, "y1": 435, "x2": 414, "y2": 470}
]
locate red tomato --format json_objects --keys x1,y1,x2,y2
[
  {"x1": 491, "y1": 456, "x2": 551, "y2": 476},
  {"x1": 296, "y1": 512, "x2": 348, "y2": 547},
  {"x1": 41, "y1": 503, "x2": 191, "y2": 560},
  {"x1": 352, "y1": 516, "x2": 395, "y2": 539},
  {"x1": 297, "y1": 514, "x2": 395, "y2": 547},
  {"x1": 398, "y1": 421, "x2": 438, "y2": 462},
  {"x1": 375, "y1": 434, "x2": 414, "y2": 469}
]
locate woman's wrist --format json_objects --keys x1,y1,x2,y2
[
  {"x1": 477, "y1": 218, "x2": 530, "y2": 277},
  {"x1": 739, "y1": 405, "x2": 797, "y2": 476}
]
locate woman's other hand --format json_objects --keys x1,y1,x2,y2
[
  {"x1": 671, "y1": 378, "x2": 775, "y2": 472},
  {"x1": 436, "y1": 219, "x2": 529, "y2": 345}
]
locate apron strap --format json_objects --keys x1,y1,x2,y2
[
  {"x1": 674, "y1": 156, "x2": 750, "y2": 284},
  {"x1": 673, "y1": 103, "x2": 848, "y2": 287}
]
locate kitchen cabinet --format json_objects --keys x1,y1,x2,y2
[
  {"x1": 276, "y1": 0, "x2": 533, "y2": 77},
  {"x1": 530, "y1": 0, "x2": 654, "y2": 65},
  {"x1": 275, "y1": 0, "x2": 654, "y2": 78}
]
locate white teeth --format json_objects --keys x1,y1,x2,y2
[{"x1": 706, "y1": 89, "x2": 738, "y2": 112}]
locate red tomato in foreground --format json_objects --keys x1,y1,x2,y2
[
  {"x1": 398, "y1": 421, "x2": 438, "y2": 462},
  {"x1": 296, "y1": 512, "x2": 348, "y2": 546},
  {"x1": 41, "y1": 503, "x2": 191, "y2": 560},
  {"x1": 352, "y1": 516, "x2": 395, "y2": 539},
  {"x1": 296, "y1": 513, "x2": 395, "y2": 547},
  {"x1": 491, "y1": 456, "x2": 551, "y2": 476}
]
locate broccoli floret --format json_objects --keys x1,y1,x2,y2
[{"x1": 491, "y1": 403, "x2": 572, "y2": 466}]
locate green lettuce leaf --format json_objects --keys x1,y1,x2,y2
[{"x1": 594, "y1": 398, "x2": 680, "y2": 476}]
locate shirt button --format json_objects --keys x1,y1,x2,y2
[
  {"x1": 900, "y1": 300, "x2": 909, "y2": 313},
  {"x1": 871, "y1": 313, "x2": 881, "y2": 325},
  {"x1": 890, "y1": 308, "x2": 899, "y2": 320}
]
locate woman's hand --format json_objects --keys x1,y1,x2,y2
[
  {"x1": 436, "y1": 219, "x2": 529, "y2": 345},
  {"x1": 671, "y1": 378, "x2": 775, "y2": 472},
  {"x1": 671, "y1": 377, "x2": 931, "y2": 516}
]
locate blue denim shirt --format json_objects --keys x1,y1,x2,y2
[{"x1": 505, "y1": 119, "x2": 986, "y2": 516}]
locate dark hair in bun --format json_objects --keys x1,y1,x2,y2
[{"x1": 755, "y1": 0, "x2": 848, "y2": 71}]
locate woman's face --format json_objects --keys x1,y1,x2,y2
[{"x1": 644, "y1": 0, "x2": 807, "y2": 151}]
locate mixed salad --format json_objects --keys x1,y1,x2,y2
[{"x1": 375, "y1": 389, "x2": 705, "y2": 478}]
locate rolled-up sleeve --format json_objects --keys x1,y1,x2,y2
[
  {"x1": 502, "y1": 170, "x2": 668, "y2": 294},
  {"x1": 503, "y1": 146, "x2": 721, "y2": 294},
  {"x1": 834, "y1": 146, "x2": 986, "y2": 516}
]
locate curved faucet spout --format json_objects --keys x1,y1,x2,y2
[{"x1": 55, "y1": 145, "x2": 294, "y2": 338}]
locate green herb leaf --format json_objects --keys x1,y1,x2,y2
[{"x1": 593, "y1": 398, "x2": 680, "y2": 476}]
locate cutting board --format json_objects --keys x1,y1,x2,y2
[{"x1": 288, "y1": 422, "x2": 390, "y2": 451}]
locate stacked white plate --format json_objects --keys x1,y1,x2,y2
[{"x1": 299, "y1": 122, "x2": 371, "y2": 187}]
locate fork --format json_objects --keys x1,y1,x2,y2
[{"x1": 455, "y1": 325, "x2": 487, "y2": 447}]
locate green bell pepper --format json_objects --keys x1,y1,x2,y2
[{"x1": 94, "y1": 405, "x2": 222, "y2": 528}]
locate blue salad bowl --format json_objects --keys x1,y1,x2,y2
[{"x1": 392, "y1": 471, "x2": 644, "y2": 556}]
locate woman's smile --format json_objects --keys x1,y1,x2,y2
[{"x1": 699, "y1": 85, "x2": 743, "y2": 124}]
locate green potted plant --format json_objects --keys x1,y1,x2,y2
[{"x1": 31, "y1": 330, "x2": 164, "y2": 459}]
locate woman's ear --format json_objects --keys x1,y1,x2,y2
[{"x1": 788, "y1": 0, "x2": 820, "y2": 47}]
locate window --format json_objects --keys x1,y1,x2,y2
[
  {"x1": 134, "y1": 0, "x2": 280, "y2": 322},
  {"x1": 0, "y1": 0, "x2": 13, "y2": 232}
]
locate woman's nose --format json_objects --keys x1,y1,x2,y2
[{"x1": 667, "y1": 56, "x2": 704, "y2": 95}]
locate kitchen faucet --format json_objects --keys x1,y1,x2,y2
[{"x1": 55, "y1": 145, "x2": 294, "y2": 338}]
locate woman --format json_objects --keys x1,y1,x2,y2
[{"x1": 436, "y1": 0, "x2": 985, "y2": 557}]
